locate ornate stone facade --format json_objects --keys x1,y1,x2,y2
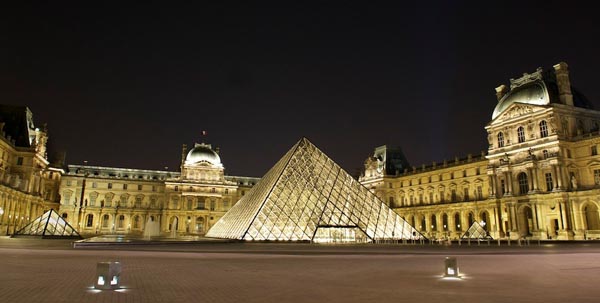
[
  {"x1": 361, "y1": 62, "x2": 600, "y2": 240},
  {"x1": 0, "y1": 105, "x2": 62, "y2": 235},
  {"x1": 58, "y1": 143, "x2": 259, "y2": 236}
]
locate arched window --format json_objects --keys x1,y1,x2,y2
[
  {"x1": 584, "y1": 204, "x2": 600, "y2": 230},
  {"x1": 430, "y1": 215, "x2": 437, "y2": 231},
  {"x1": 540, "y1": 120, "x2": 548, "y2": 138},
  {"x1": 468, "y1": 213, "x2": 474, "y2": 227},
  {"x1": 102, "y1": 214, "x2": 109, "y2": 227},
  {"x1": 454, "y1": 213, "x2": 461, "y2": 231},
  {"x1": 118, "y1": 215, "x2": 125, "y2": 228},
  {"x1": 85, "y1": 214, "x2": 93, "y2": 227},
  {"x1": 388, "y1": 196, "x2": 395, "y2": 207},
  {"x1": 518, "y1": 172, "x2": 529, "y2": 195},
  {"x1": 517, "y1": 127, "x2": 525, "y2": 143},
  {"x1": 497, "y1": 132, "x2": 504, "y2": 148},
  {"x1": 442, "y1": 214, "x2": 448, "y2": 231}
]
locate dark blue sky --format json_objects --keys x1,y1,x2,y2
[{"x1": 2, "y1": 2, "x2": 599, "y2": 177}]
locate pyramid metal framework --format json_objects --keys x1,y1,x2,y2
[
  {"x1": 461, "y1": 221, "x2": 491, "y2": 239},
  {"x1": 13, "y1": 209, "x2": 81, "y2": 238},
  {"x1": 207, "y1": 138, "x2": 424, "y2": 242}
]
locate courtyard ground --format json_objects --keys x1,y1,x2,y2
[{"x1": 1, "y1": 237, "x2": 599, "y2": 303}]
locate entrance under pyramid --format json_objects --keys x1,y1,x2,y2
[
  {"x1": 206, "y1": 138, "x2": 424, "y2": 243},
  {"x1": 12, "y1": 209, "x2": 82, "y2": 239}
]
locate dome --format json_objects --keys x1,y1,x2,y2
[
  {"x1": 185, "y1": 143, "x2": 221, "y2": 166},
  {"x1": 492, "y1": 80, "x2": 550, "y2": 120}
]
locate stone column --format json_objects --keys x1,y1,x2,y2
[
  {"x1": 556, "y1": 165, "x2": 564, "y2": 190},
  {"x1": 532, "y1": 168, "x2": 540, "y2": 191},
  {"x1": 488, "y1": 175, "x2": 495, "y2": 197},
  {"x1": 506, "y1": 172, "x2": 513, "y2": 195},
  {"x1": 531, "y1": 204, "x2": 539, "y2": 231},
  {"x1": 560, "y1": 202, "x2": 569, "y2": 230}
]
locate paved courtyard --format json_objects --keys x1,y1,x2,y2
[{"x1": 1, "y1": 238, "x2": 600, "y2": 303}]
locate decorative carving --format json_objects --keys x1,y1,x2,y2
[
  {"x1": 499, "y1": 104, "x2": 534, "y2": 121},
  {"x1": 509, "y1": 67, "x2": 543, "y2": 89}
]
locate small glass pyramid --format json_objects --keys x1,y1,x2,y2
[
  {"x1": 207, "y1": 138, "x2": 424, "y2": 243},
  {"x1": 461, "y1": 221, "x2": 491, "y2": 239},
  {"x1": 13, "y1": 209, "x2": 81, "y2": 238}
]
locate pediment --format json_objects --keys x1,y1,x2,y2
[{"x1": 490, "y1": 102, "x2": 547, "y2": 125}]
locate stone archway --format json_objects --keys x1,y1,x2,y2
[
  {"x1": 480, "y1": 210, "x2": 490, "y2": 231},
  {"x1": 518, "y1": 206, "x2": 534, "y2": 237}
]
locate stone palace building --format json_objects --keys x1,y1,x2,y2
[{"x1": 360, "y1": 62, "x2": 600, "y2": 240}]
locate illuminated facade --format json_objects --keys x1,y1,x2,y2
[
  {"x1": 0, "y1": 105, "x2": 62, "y2": 235},
  {"x1": 207, "y1": 138, "x2": 423, "y2": 242},
  {"x1": 361, "y1": 62, "x2": 600, "y2": 240},
  {"x1": 58, "y1": 143, "x2": 259, "y2": 236}
]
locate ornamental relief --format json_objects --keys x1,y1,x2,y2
[{"x1": 498, "y1": 104, "x2": 534, "y2": 121}]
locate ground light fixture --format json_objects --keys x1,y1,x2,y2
[
  {"x1": 94, "y1": 261, "x2": 121, "y2": 290},
  {"x1": 443, "y1": 257, "x2": 460, "y2": 278}
]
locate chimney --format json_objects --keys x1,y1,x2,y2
[
  {"x1": 181, "y1": 144, "x2": 187, "y2": 166},
  {"x1": 553, "y1": 62, "x2": 573, "y2": 106},
  {"x1": 495, "y1": 85, "x2": 508, "y2": 101}
]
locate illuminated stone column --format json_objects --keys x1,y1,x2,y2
[
  {"x1": 551, "y1": 165, "x2": 559, "y2": 190},
  {"x1": 488, "y1": 175, "x2": 496, "y2": 197},
  {"x1": 555, "y1": 165, "x2": 564, "y2": 190},
  {"x1": 531, "y1": 168, "x2": 540, "y2": 192},
  {"x1": 531, "y1": 203, "x2": 539, "y2": 231}
]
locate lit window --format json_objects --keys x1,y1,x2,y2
[
  {"x1": 540, "y1": 120, "x2": 548, "y2": 138},
  {"x1": 497, "y1": 132, "x2": 505, "y2": 148},
  {"x1": 86, "y1": 214, "x2": 94, "y2": 227},
  {"x1": 517, "y1": 126, "x2": 525, "y2": 143},
  {"x1": 518, "y1": 172, "x2": 529, "y2": 194}
]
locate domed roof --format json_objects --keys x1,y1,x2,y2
[
  {"x1": 185, "y1": 143, "x2": 222, "y2": 166},
  {"x1": 492, "y1": 80, "x2": 549, "y2": 120},
  {"x1": 492, "y1": 72, "x2": 594, "y2": 120}
]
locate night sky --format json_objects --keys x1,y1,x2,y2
[{"x1": 2, "y1": 2, "x2": 600, "y2": 177}]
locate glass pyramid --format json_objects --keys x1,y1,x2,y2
[
  {"x1": 461, "y1": 221, "x2": 491, "y2": 239},
  {"x1": 207, "y1": 138, "x2": 424, "y2": 243},
  {"x1": 13, "y1": 209, "x2": 81, "y2": 238}
]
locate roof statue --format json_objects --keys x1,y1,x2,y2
[
  {"x1": 206, "y1": 137, "x2": 424, "y2": 243},
  {"x1": 12, "y1": 209, "x2": 82, "y2": 239}
]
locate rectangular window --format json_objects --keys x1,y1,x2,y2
[
  {"x1": 152, "y1": 185, "x2": 156, "y2": 192},
  {"x1": 91, "y1": 182, "x2": 97, "y2": 188},
  {"x1": 463, "y1": 188, "x2": 469, "y2": 201},
  {"x1": 108, "y1": 183, "x2": 112, "y2": 189},
  {"x1": 135, "y1": 197, "x2": 142, "y2": 208},
  {"x1": 17, "y1": 157, "x2": 23, "y2": 165},
  {"x1": 500, "y1": 179, "x2": 506, "y2": 195},
  {"x1": 138, "y1": 184, "x2": 143, "y2": 190},
  {"x1": 439, "y1": 190, "x2": 445, "y2": 203},
  {"x1": 123, "y1": 184, "x2": 128, "y2": 190},
  {"x1": 594, "y1": 170, "x2": 600, "y2": 185},
  {"x1": 451, "y1": 189, "x2": 457, "y2": 202},
  {"x1": 210, "y1": 200, "x2": 216, "y2": 211},
  {"x1": 419, "y1": 194, "x2": 423, "y2": 204},
  {"x1": 477, "y1": 186, "x2": 483, "y2": 200},
  {"x1": 545, "y1": 173, "x2": 553, "y2": 191},
  {"x1": 592, "y1": 145, "x2": 598, "y2": 156},
  {"x1": 86, "y1": 215, "x2": 93, "y2": 227},
  {"x1": 429, "y1": 192, "x2": 433, "y2": 203}
]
